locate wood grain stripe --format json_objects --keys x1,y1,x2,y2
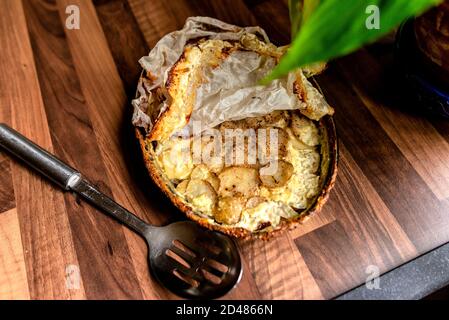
[
  {"x1": 0, "y1": 209, "x2": 30, "y2": 300},
  {"x1": 316, "y1": 65, "x2": 449, "y2": 254},
  {"x1": 337, "y1": 50, "x2": 449, "y2": 200},
  {"x1": 243, "y1": 0, "x2": 290, "y2": 45},
  {"x1": 57, "y1": 0, "x2": 177, "y2": 299},
  {"x1": 127, "y1": 0, "x2": 190, "y2": 48},
  {"x1": 0, "y1": 0, "x2": 85, "y2": 299},
  {"x1": 23, "y1": 0, "x2": 144, "y2": 299},
  {"x1": 295, "y1": 144, "x2": 417, "y2": 299},
  {"x1": 93, "y1": 0, "x2": 149, "y2": 96},
  {"x1": 239, "y1": 233, "x2": 323, "y2": 299},
  {"x1": 295, "y1": 221, "x2": 364, "y2": 299},
  {"x1": 128, "y1": 0, "x2": 258, "y2": 48},
  {"x1": 0, "y1": 160, "x2": 15, "y2": 214},
  {"x1": 288, "y1": 206, "x2": 335, "y2": 239},
  {"x1": 194, "y1": 0, "x2": 258, "y2": 27},
  {"x1": 335, "y1": 144, "x2": 418, "y2": 265}
]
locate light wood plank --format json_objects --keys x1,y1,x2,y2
[
  {"x1": 0, "y1": 0, "x2": 85, "y2": 299},
  {"x1": 0, "y1": 209, "x2": 30, "y2": 300},
  {"x1": 239, "y1": 233, "x2": 323, "y2": 299},
  {"x1": 0, "y1": 160, "x2": 15, "y2": 214}
]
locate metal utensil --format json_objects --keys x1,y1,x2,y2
[{"x1": 0, "y1": 123, "x2": 242, "y2": 299}]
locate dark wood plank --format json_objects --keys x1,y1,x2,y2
[
  {"x1": 23, "y1": 0, "x2": 145, "y2": 299},
  {"x1": 288, "y1": 205, "x2": 335, "y2": 239},
  {"x1": 0, "y1": 0, "x2": 85, "y2": 299},
  {"x1": 57, "y1": 0, "x2": 176, "y2": 299},
  {"x1": 295, "y1": 221, "x2": 370, "y2": 299},
  {"x1": 191, "y1": 0, "x2": 259, "y2": 27},
  {"x1": 316, "y1": 64, "x2": 449, "y2": 253},
  {"x1": 243, "y1": 0, "x2": 291, "y2": 45},
  {"x1": 128, "y1": 0, "x2": 192, "y2": 47},
  {"x1": 0, "y1": 160, "x2": 15, "y2": 214},
  {"x1": 93, "y1": 0, "x2": 149, "y2": 96},
  {"x1": 295, "y1": 144, "x2": 417, "y2": 298},
  {"x1": 334, "y1": 144, "x2": 417, "y2": 266},
  {"x1": 128, "y1": 0, "x2": 258, "y2": 48},
  {"x1": 336, "y1": 49, "x2": 449, "y2": 200}
]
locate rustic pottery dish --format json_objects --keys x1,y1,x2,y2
[{"x1": 132, "y1": 17, "x2": 338, "y2": 239}]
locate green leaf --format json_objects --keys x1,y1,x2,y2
[{"x1": 263, "y1": 0, "x2": 441, "y2": 83}]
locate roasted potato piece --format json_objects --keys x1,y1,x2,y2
[
  {"x1": 257, "y1": 127, "x2": 288, "y2": 165},
  {"x1": 158, "y1": 136, "x2": 194, "y2": 180},
  {"x1": 205, "y1": 174, "x2": 220, "y2": 192},
  {"x1": 246, "y1": 110, "x2": 290, "y2": 129},
  {"x1": 294, "y1": 71, "x2": 334, "y2": 120},
  {"x1": 291, "y1": 113, "x2": 320, "y2": 147},
  {"x1": 245, "y1": 196, "x2": 266, "y2": 209},
  {"x1": 191, "y1": 133, "x2": 224, "y2": 173},
  {"x1": 184, "y1": 179, "x2": 217, "y2": 215},
  {"x1": 190, "y1": 164, "x2": 220, "y2": 191},
  {"x1": 218, "y1": 167, "x2": 260, "y2": 197},
  {"x1": 190, "y1": 164, "x2": 209, "y2": 180},
  {"x1": 286, "y1": 128, "x2": 313, "y2": 151},
  {"x1": 215, "y1": 197, "x2": 245, "y2": 224},
  {"x1": 260, "y1": 160, "x2": 294, "y2": 188},
  {"x1": 176, "y1": 180, "x2": 189, "y2": 194},
  {"x1": 222, "y1": 129, "x2": 258, "y2": 168},
  {"x1": 219, "y1": 119, "x2": 250, "y2": 131}
]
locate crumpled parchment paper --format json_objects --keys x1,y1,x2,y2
[{"x1": 132, "y1": 16, "x2": 312, "y2": 136}]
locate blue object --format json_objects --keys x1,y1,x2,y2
[{"x1": 395, "y1": 19, "x2": 449, "y2": 118}]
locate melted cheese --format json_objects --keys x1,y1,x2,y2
[
  {"x1": 237, "y1": 201, "x2": 297, "y2": 231},
  {"x1": 157, "y1": 138, "x2": 194, "y2": 180},
  {"x1": 259, "y1": 136, "x2": 320, "y2": 209},
  {"x1": 156, "y1": 109, "x2": 323, "y2": 232}
]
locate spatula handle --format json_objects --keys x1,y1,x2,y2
[
  {"x1": 0, "y1": 123, "x2": 151, "y2": 236},
  {"x1": 0, "y1": 123, "x2": 79, "y2": 190}
]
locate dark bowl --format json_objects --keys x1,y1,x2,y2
[{"x1": 395, "y1": 19, "x2": 449, "y2": 118}]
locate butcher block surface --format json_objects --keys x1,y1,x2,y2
[{"x1": 1, "y1": 0, "x2": 449, "y2": 300}]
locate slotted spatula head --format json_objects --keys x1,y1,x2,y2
[{"x1": 145, "y1": 221, "x2": 242, "y2": 299}]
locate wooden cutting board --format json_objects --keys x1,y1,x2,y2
[{"x1": 1, "y1": 0, "x2": 449, "y2": 300}]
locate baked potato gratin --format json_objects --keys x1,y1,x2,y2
[
  {"x1": 133, "y1": 17, "x2": 338, "y2": 238},
  {"x1": 157, "y1": 109, "x2": 325, "y2": 230}
]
